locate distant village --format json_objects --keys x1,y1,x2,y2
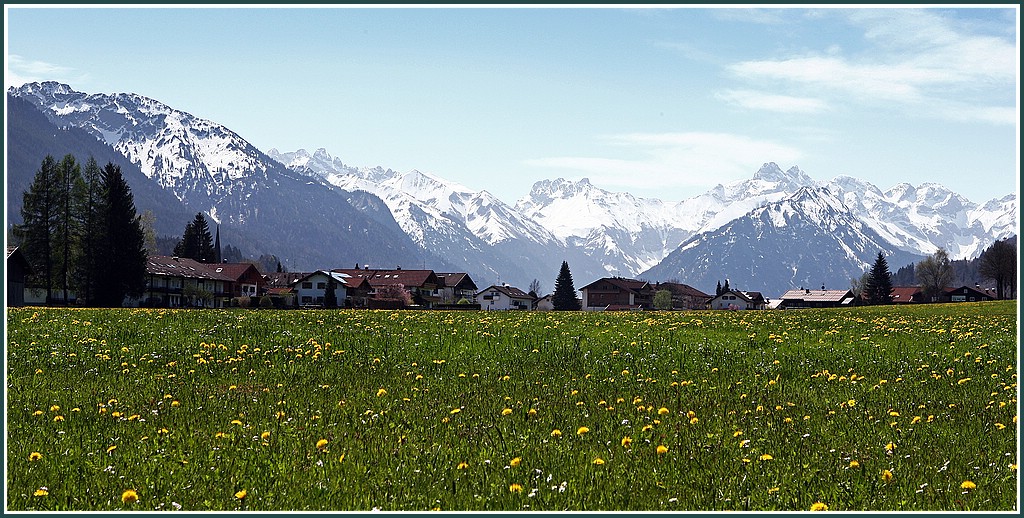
[{"x1": 6, "y1": 247, "x2": 1002, "y2": 311}]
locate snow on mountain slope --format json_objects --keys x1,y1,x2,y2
[
  {"x1": 827, "y1": 176, "x2": 1018, "y2": 260},
  {"x1": 515, "y1": 163, "x2": 816, "y2": 276},
  {"x1": 643, "y1": 186, "x2": 926, "y2": 297},
  {"x1": 266, "y1": 147, "x2": 606, "y2": 288},
  {"x1": 11, "y1": 81, "x2": 275, "y2": 212}
]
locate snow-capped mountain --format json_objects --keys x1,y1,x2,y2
[
  {"x1": 518, "y1": 162, "x2": 1016, "y2": 284},
  {"x1": 8, "y1": 82, "x2": 438, "y2": 272},
  {"x1": 10, "y1": 81, "x2": 1015, "y2": 296},
  {"x1": 515, "y1": 163, "x2": 825, "y2": 276},
  {"x1": 642, "y1": 186, "x2": 927, "y2": 297},
  {"x1": 827, "y1": 176, "x2": 1018, "y2": 261},
  {"x1": 267, "y1": 147, "x2": 607, "y2": 288}
]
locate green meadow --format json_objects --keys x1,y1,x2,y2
[{"x1": 5, "y1": 302, "x2": 1018, "y2": 511}]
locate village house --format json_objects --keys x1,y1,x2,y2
[
  {"x1": 477, "y1": 284, "x2": 534, "y2": 310},
  {"x1": 334, "y1": 267, "x2": 443, "y2": 308},
  {"x1": 652, "y1": 282, "x2": 712, "y2": 310},
  {"x1": 778, "y1": 288, "x2": 856, "y2": 309},
  {"x1": 6, "y1": 246, "x2": 31, "y2": 307},
  {"x1": 293, "y1": 270, "x2": 361, "y2": 307},
  {"x1": 891, "y1": 285, "x2": 996, "y2": 304},
  {"x1": 262, "y1": 271, "x2": 306, "y2": 307},
  {"x1": 435, "y1": 272, "x2": 479, "y2": 304},
  {"x1": 210, "y1": 262, "x2": 265, "y2": 305},
  {"x1": 708, "y1": 289, "x2": 768, "y2": 310},
  {"x1": 130, "y1": 255, "x2": 234, "y2": 308},
  {"x1": 579, "y1": 277, "x2": 654, "y2": 311},
  {"x1": 534, "y1": 294, "x2": 554, "y2": 311}
]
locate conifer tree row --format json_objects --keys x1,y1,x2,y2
[{"x1": 14, "y1": 155, "x2": 148, "y2": 306}]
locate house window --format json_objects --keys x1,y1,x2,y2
[
  {"x1": 302, "y1": 282, "x2": 313, "y2": 289},
  {"x1": 317, "y1": 282, "x2": 326, "y2": 290}
]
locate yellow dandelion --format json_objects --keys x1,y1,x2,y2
[
  {"x1": 106, "y1": 445, "x2": 117, "y2": 454},
  {"x1": 376, "y1": 388, "x2": 387, "y2": 397},
  {"x1": 260, "y1": 431, "x2": 271, "y2": 441},
  {"x1": 28, "y1": 452, "x2": 42, "y2": 461},
  {"x1": 759, "y1": 454, "x2": 774, "y2": 461},
  {"x1": 457, "y1": 461, "x2": 468, "y2": 470},
  {"x1": 884, "y1": 442, "x2": 896, "y2": 452},
  {"x1": 733, "y1": 430, "x2": 743, "y2": 437},
  {"x1": 810, "y1": 502, "x2": 828, "y2": 511},
  {"x1": 656, "y1": 445, "x2": 669, "y2": 455},
  {"x1": 577, "y1": 426, "x2": 590, "y2": 435},
  {"x1": 235, "y1": 489, "x2": 247, "y2": 499},
  {"x1": 849, "y1": 460, "x2": 860, "y2": 468},
  {"x1": 528, "y1": 408, "x2": 537, "y2": 417},
  {"x1": 550, "y1": 429, "x2": 562, "y2": 437},
  {"x1": 509, "y1": 483, "x2": 523, "y2": 493},
  {"x1": 621, "y1": 436, "x2": 632, "y2": 448},
  {"x1": 32, "y1": 410, "x2": 43, "y2": 416},
  {"x1": 687, "y1": 410, "x2": 696, "y2": 419},
  {"x1": 34, "y1": 488, "x2": 49, "y2": 497},
  {"x1": 316, "y1": 439, "x2": 328, "y2": 450},
  {"x1": 339, "y1": 453, "x2": 346, "y2": 463},
  {"x1": 881, "y1": 469, "x2": 893, "y2": 483},
  {"x1": 450, "y1": 408, "x2": 461, "y2": 415},
  {"x1": 995, "y1": 423, "x2": 1006, "y2": 430},
  {"x1": 642, "y1": 424, "x2": 653, "y2": 432},
  {"x1": 230, "y1": 419, "x2": 242, "y2": 426},
  {"x1": 121, "y1": 489, "x2": 139, "y2": 504},
  {"x1": 960, "y1": 480, "x2": 976, "y2": 490},
  {"x1": 501, "y1": 408, "x2": 513, "y2": 416},
  {"x1": 53, "y1": 415, "x2": 64, "y2": 422},
  {"x1": 50, "y1": 405, "x2": 60, "y2": 412},
  {"x1": 689, "y1": 417, "x2": 699, "y2": 425},
  {"x1": 658, "y1": 407, "x2": 669, "y2": 415},
  {"x1": 592, "y1": 457, "x2": 605, "y2": 465},
  {"x1": 510, "y1": 457, "x2": 521, "y2": 467},
  {"x1": 171, "y1": 400, "x2": 180, "y2": 407}
]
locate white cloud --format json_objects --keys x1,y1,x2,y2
[
  {"x1": 716, "y1": 89, "x2": 830, "y2": 114},
  {"x1": 726, "y1": 8, "x2": 1017, "y2": 124},
  {"x1": 5, "y1": 54, "x2": 84, "y2": 89},
  {"x1": 525, "y1": 132, "x2": 803, "y2": 193}
]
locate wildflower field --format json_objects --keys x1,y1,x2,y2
[{"x1": 6, "y1": 302, "x2": 1019, "y2": 511}]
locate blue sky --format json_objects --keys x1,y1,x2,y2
[{"x1": 5, "y1": 5, "x2": 1019, "y2": 205}]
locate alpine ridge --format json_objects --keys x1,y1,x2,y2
[{"x1": 7, "y1": 82, "x2": 1016, "y2": 296}]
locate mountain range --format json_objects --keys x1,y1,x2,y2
[{"x1": 6, "y1": 82, "x2": 1018, "y2": 297}]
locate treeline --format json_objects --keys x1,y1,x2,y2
[
  {"x1": 12, "y1": 154, "x2": 147, "y2": 306},
  {"x1": 855, "y1": 239, "x2": 1017, "y2": 304}
]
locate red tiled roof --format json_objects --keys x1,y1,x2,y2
[
  {"x1": 435, "y1": 272, "x2": 477, "y2": 290},
  {"x1": 478, "y1": 284, "x2": 533, "y2": 300},
  {"x1": 890, "y1": 286, "x2": 921, "y2": 303},
  {"x1": 334, "y1": 269, "x2": 439, "y2": 288},
  {"x1": 210, "y1": 263, "x2": 261, "y2": 281},
  {"x1": 146, "y1": 256, "x2": 235, "y2": 281},
  {"x1": 581, "y1": 277, "x2": 651, "y2": 293},
  {"x1": 779, "y1": 289, "x2": 853, "y2": 303}
]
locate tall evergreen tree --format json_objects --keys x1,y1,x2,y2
[
  {"x1": 14, "y1": 155, "x2": 60, "y2": 304},
  {"x1": 53, "y1": 154, "x2": 82, "y2": 304},
  {"x1": 93, "y1": 163, "x2": 148, "y2": 306},
  {"x1": 864, "y1": 252, "x2": 894, "y2": 304},
  {"x1": 552, "y1": 261, "x2": 581, "y2": 310},
  {"x1": 979, "y1": 238, "x2": 1016, "y2": 299},
  {"x1": 174, "y1": 213, "x2": 216, "y2": 263},
  {"x1": 716, "y1": 280, "x2": 722, "y2": 296},
  {"x1": 73, "y1": 157, "x2": 105, "y2": 305}
]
